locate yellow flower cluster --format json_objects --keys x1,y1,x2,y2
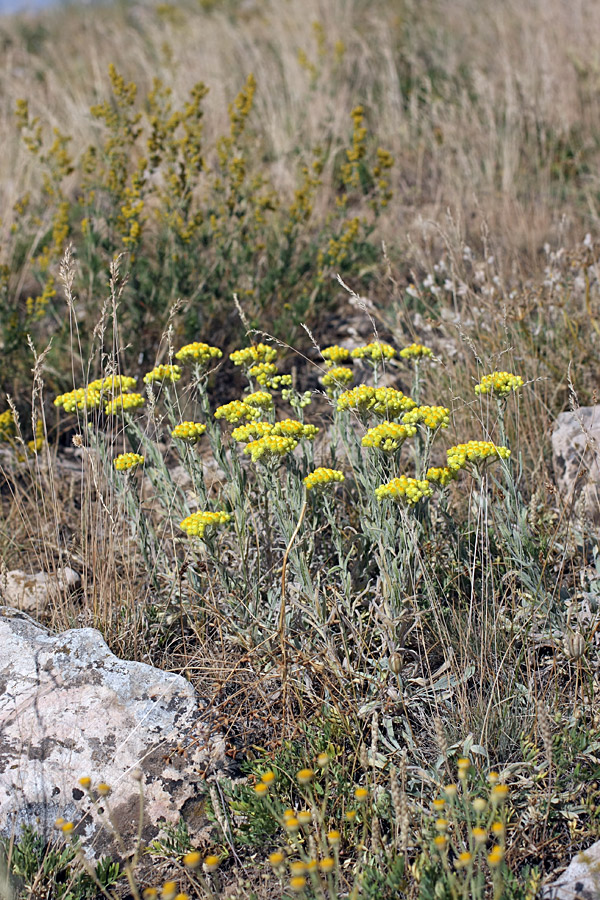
[
  {"x1": 114, "y1": 452, "x2": 144, "y2": 471},
  {"x1": 362, "y1": 421, "x2": 417, "y2": 452},
  {"x1": 180, "y1": 510, "x2": 231, "y2": 538},
  {"x1": 0, "y1": 409, "x2": 15, "y2": 441},
  {"x1": 55, "y1": 388, "x2": 102, "y2": 413},
  {"x1": 304, "y1": 467, "x2": 345, "y2": 490},
  {"x1": 320, "y1": 366, "x2": 354, "y2": 395},
  {"x1": 446, "y1": 441, "x2": 511, "y2": 470},
  {"x1": 244, "y1": 391, "x2": 274, "y2": 411},
  {"x1": 399, "y1": 343, "x2": 433, "y2": 360},
  {"x1": 321, "y1": 345, "x2": 352, "y2": 366},
  {"x1": 426, "y1": 466, "x2": 456, "y2": 487},
  {"x1": 248, "y1": 362, "x2": 292, "y2": 389},
  {"x1": 143, "y1": 364, "x2": 181, "y2": 384},
  {"x1": 88, "y1": 375, "x2": 138, "y2": 394},
  {"x1": 175, "y1": 342, "x2": 223, "y2": 366},
  {"x1": 214, "y1": 401, "x2": 260, "y2": 423},
  {"x1": 351, "y1": 341, "x2": 396, "y2": 361},
  {"x1": 171, "y1": 422, "x2": 206, "y2": 444},
  {"x1": 230, "y1": 343, "x2": 278, "y2": 368},
  {"x1": 375, "y1": 476, "x2": 433, "y2": 505},
  {"x1": 244, "y1": 435, "x2": 298, "y2": 463},
  {"x1": 402, "y1": 406, "x2": 450, "y2": 430},
  {"x1": 337, "y1": 385, "x2": 416, "y2": 419},
  {"x1": 231, "y1": 421, "x2": 274, "y2": 442},
  {"x1": 474, "y1": 372, "x2": 524, "y2": 397},
  {"x1": 273, "y1": 420, "x2": 319, "y2": 440},
  {"x1": 105, "y1": 393, "x2": 146, "y2": 415}
]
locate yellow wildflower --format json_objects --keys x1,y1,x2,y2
[
  {"x1": 230, "y1": 343, "x2": 277, "y2": 368},
  {"x1": 243, "y1": 435, "x2": 297, "y2": 463},
  {"x1": 214, "y1": 401, "x2": 260, "y2": 423},
  {"x1": 426, "y1": 466, "x2": 456, "y2": 487},
  {"x1": 180, "y1": 511, "x2": 231, "y2": 538},
  {"x1": 337, "y1": 385, "x2": 415, "y2": 419},
  {"x1": 105, "y1": 393, "x2": 146, "y2": 415},
  {"x1": 446, "y1": 441, "x2": 510, "y2": 471},
  {"x1": 475, "y1": 371, "x2": 524, "y2": 398},
  {"x1": 231, "y1": 421, "x2": 274, "y2": 442},
  {"x1": 114, "y1": 452, "x2": 144, "y2": 471},
  {"x1": 272, "y1": 419, "x2": 319, "y2": 440},
  {"x1": 171, "y1": 422, "x2": 206, "y2": 444},
  {"x1": 375, "y1": 476, "x2": 432, "y2": 505},
  {"x1": 320, "y1": 366, "x2": 354, "y2": 395},
  {"x1": 399, "y1": 342, "x2": 433, "y2": 360},
  {"x1": 402, "y1": 405, "x2": 450, "y2": 430},
  {"x1": 87, "y1": 375, "x2": 137, "y2": 394},
  {"x1": 304, "y1": 468, "x2": 345, "y2": 490},
  {"x1": 244, "y1": 390, "x2": 274, "y2": 411},
  {"x1": 143, "y1": 364, "x2": 182, "y2": 384},
  {"x1": 54, "y1": 388, "x2": 102, "y2": 413},
  {"x1": 321, "y1": 345, "x2": 352, "y2": 366},
  {"x1": 175, "y1": 342, "x2": 223, "y2": 366},
  {"x1": 362, "y1": 421, "x2": 416, "y2": 452},
  {"x1": 351, "y1": 341, "x2": 396, "y2": 361}
]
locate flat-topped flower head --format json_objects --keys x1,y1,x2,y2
[
  {"x1": 321, "y1": 366, "x2": 354, "y2": 396},
  {"x1": 402, "y1": 406, "x2": 450, "y2": 430},
  {"x1": 0, "y1": 409, "x2": 16, "y2": 441},
  {"x1": 230, "y1": 343, "x2": 277, "y2": 368},
  {"x1": 231, "y1": 421, "x2": 274, "y2": 443},
  {"x1": 214, "y1": 401, "x2": 260, "y2": 423},
  {"x1": 321, "y1": 345, "x2": 352, "y2": 366},
  {"x1": 105, "y1": 393, "x2": 146, "y2": 415},
  {"x1": 175, "y1": 342, "x2": 223, "y2": 367},
  {"x1": 114, "y1": 452, "x2": 144, "y2": 471},
  {"x1": 446, "y1": 441, "x2": 510, "y2": 471},
  {"x1": 180, "y1": 510, "x2": 231, "y2": 539},
  {"x1": 243, "y1": 435, "x2": 298, "y2": 463},
  {"x1": 362, "y1": 421, "x2": 416, "y2": 453},
  {"x1": 171, "y1": 422, "x2": 207, "y2": 444},
  {"x1": 375, "y1": 475, "x2": 433, "y2": 505},
  {"x1": 475, "y1": 371, "x2": 524, "y2": 398},
  {"x1": 337, "y1": 385, "x2": 415, "y2": 419},
  {"x1": 248, "y1": 362, "x2": 292, "y2": 389},
  {"x1": 272, "y1": 419, "x2": 319, "y2": 440},
  {"x1": 304, "y1": 468, "x2": 345, "y2": 491},
  {"x1": 54, "y1": 387, "x2": 102, "y2": 413},
  {"x1": 351, "y1": 341, "x2": 396, "y2": 362},
  {"x1": 244, "y1": 390, "x2": 274, "y2": 411},
  {"x1": 426, "y1": 466, "x2": 456, "y2": 487},
  {"x1": 88, "y1": 375, "x2": 138, "y2": 395},
  {"x1": 399, "y1": 342, "x2": 433, "y2": 360},
  {"x1": 143, "y1": 364, "x2": 182, "y2": 384}
]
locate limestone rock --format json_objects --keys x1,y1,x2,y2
[
  {"x1": 552, "y1": 406, "x2": 600, "y2": 521},
  {"x1": 0, "y1": 608, "x2": 225, "y2": 857},
  {"x1": 0, "y1": 567, "x2": 80, "y2": 615},
  {"x1": 542, "y1": 840, "x2": 600, "y2": 899}
]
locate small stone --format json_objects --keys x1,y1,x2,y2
[{"x1": 0, "y1": 567, "x2": 80, "y2": 615}]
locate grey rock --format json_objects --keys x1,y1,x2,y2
[
  {"x1": 0, "y1": 608, "x2": 224, "y2": 857},
  {"x1": 552, "y1": 406, "x2": 600, "y2": 521},
  {"x1": 542, "y1": 840, "x2": 600, "y2": 899},
  {"x1": 0, "y1": 567, "x2": 80, "y2": 615}
]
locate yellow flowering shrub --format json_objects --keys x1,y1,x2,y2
[
  {"x1": 446, "y1": 441, "x2": 511, "y2": 470},
  {"x1": 362, "y1": 421, "x2": 416, "y2": 452},
  {"x1": 304, "y1": 467, "x2": 345, "y2": 490},
  {"x1": 180, "y1": 510, "x2": 231, "y2": 538},
  {"x1": 114, "y1": 452, "x2": 145, "y2": 470},
  {"x1": 143, "y1": 364, "x2": 182, "y2": 384},
  {"x1": 105, "y1": 393, "x2": 146, "y2": 415},
  {"x1": 171, "y1": 422, "x2": 207, "y2": 443},
  {"x1": 214, "y1": 401, "x2": 260, "y2": 423},
  {"x1": 243, "y1": 435, "x2": 298, "y2": 463},
  {"x1": 351, "y1": 341, "x2": 396, "y2": 361},
  {"x1": 175, "y1": 343, "x2": 223, "y2": 367},
  {"x1": 474, "y1": 372, "x2": 524, "y2": 397},
  {"x1": 402, "y1": 405, "x2": 450, "y2": 430},
  {"x1": 375, "y1": 475, "x2": 433, "y2": 505}
]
